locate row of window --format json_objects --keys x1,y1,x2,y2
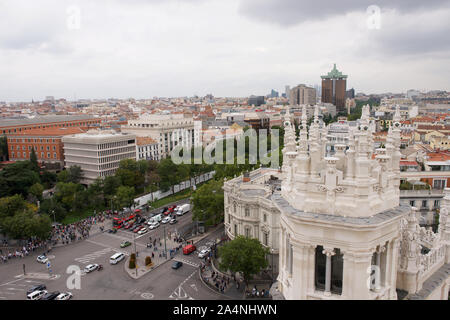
[
  {"x1": 12, "y1": 145, "x2": 56, "y2": 151},
  {"x1": 232, "y1": 223, "x2": 270, "y2": 246},
  {"x1": 12, "y1": 151, "x2": 57, "y2": 159},
  {"x1": 409, "y1": 200, "x2": 440, "y2": 208},
  {"x1": 98, "y1": 141, "x2": 129, "y2": 150},
  {"x1": 9, "y1": 138, "x2": 56, "y2": 143}
]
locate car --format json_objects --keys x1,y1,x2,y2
[
  {"x1": 161, "y1": 217, "x2": 171, "y2": 224},
  {"x1": 27, "y1": 284, "x2": 46, "y2": 295},
  {"x1": 107, "y1": 229, "x2": 117, "y2": 234},
  {"x1": 198, "y1": 248, "x2": 211, "y2": 259},
  {"x1": 169, "y1": 218, "x2": 177, "y2": 225},
  {"x1": 125, "y1": 224, "x2": 133, "y2": 230},
  {"x1": 133, "y1": 226, "x2": 143, "y2": 233},
  {"x1": 41, "y1": 291, "x2": 60, "y2": 300},
  {"x1": 27, "y1": 290, "x2": 47, "y2": 300},
  {"x1": 109, "y1": 252, "x2": 125, "y2": 265},
  {"x1": 36, "y1": 255, "x2": 48, "y2": 264},
  {"x1": 172, "y1": 261, "x2": 183, "y2": 269},
  {"x1": 84, "y1": 264, "x2": 99, "y2": 273},
  {"x1": 149, "y1": 222, "x2": 160, "y2": 230},
  {"x1": 120, "y1": 240, "x2": 131, "y2": 248},
  {"x1": 55, "y1": 292, "x2": 73, "y2": 300},
  {"x1": 138, "y1": 227, "x2": 148, "y2": 235}
]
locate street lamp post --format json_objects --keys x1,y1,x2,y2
[
  {"x1": 164, "y1": 225, "x2": 167, "y2": 259},
  {"x1": 51, "y1": 210, "x2": 56, "y2": 224}
]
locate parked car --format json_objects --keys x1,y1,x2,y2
[
  {"x1": 133, "y1": 226, "x2": 143, "y2": 233},
  {"x1": 149, "y1": 222, "x2": 160, "y2": 230},
  {"x1": 27, "y1": 290, "x2": 47, "y2": 300},
  {"x1": 198, "y1": 248, "x2": 211, "y2": 259},
  {"x1": 120, "y1": 240, "x2": 131, "y2": 248},
  {"x1": 84, "y1": 264, "x2": 99, "y2": 273},
  {"x1": 55, "y1": 292, "x2": 73, "y2": 300},
  {"x1": 41, "y1": 291, "x2": 60, "y2": 300},
  {"x1": 161, "y1": 216, "x2": 171, "y2": 224},
  {"x1": 27, "y1": 284, "x2": 46, "y2": 295},
  {"x1": 169, "y1": 218, "x2": 177, "y2": 225},
  {"x1": 172, "y1": 261, "x2": 183, "y2": 269},
  {"x1": 138, "y1": 227, "x2": 148, "y2": 235},
  {"x1": 107, "y1": 229, "x2": 117, "y2": 234},
  {"x1": 36, "y1": 255, "x2": 48, "y2": 264}
]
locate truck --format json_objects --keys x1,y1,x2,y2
[
  {"x1": 148, "y1": 214, "x2": 162, "y2": 224},
  {"x1": 176, "y1": 203, "x2": 191, "y2": 216}
]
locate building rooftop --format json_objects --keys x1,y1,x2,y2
[
  {"x1": 321, "y1": 64, "x2": 348, "y2": 79},
  {"x1": 0, "y1": 115, "x2": 97, "y2": 127},
  {"x1": 136, "y1": 136, "x2": 157, "y2": 146},
  {"x1": 7, "y1": 127, "x2": 86, "y2": 137}
]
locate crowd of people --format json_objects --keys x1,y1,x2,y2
[
  {"x1": 1, "y1": 212, "x2": 111, "y2": 263},
  {"x1": 0, "y1": 240, "x2": 48, "y2": 263},
  {"x1": 51, "y1": 213, "x2": 108, "y2": 246}
]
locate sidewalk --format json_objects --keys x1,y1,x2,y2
[
  {"x1": 124, "y1": 236, "x2": 182, "y2": 279},
  {"x1": 200, "y1": 263, "x2": 244, "y2": 299}
]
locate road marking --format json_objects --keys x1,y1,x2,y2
[
  {"x1": 0, "y1": 297, "x2": 6, "y2": 299},
  {"x1": 169, "y1": 285, "x2": 193, "y2": 300},
  {"x1": 74, "y1": 247, "x2": 113, "y2": 264},
  {"x1": 7, "y1": 287, "x2": 23, "y2": 291},
  {"x1": 172, "y1": 257, "x2": 199, "y2": 268},
  {"x1": 85, "y1": 240, "x2": 130, "y2": 256},
  {"x1": 190, "y1": 284, "x2": 198, "y2": 292},
  {"x1": 0, "y1": 291, "x2": 15, "y2": 295},
  {"x1": 141, "y1": 292, "x2": 154, "y2": 300}
]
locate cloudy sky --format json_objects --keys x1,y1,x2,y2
[{"x1": 0, "y1": 0, "x2": 449, "y2": 101}]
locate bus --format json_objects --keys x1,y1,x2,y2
[{"x1": 112, "y1": 214, "x2": 136, "y2": 229}]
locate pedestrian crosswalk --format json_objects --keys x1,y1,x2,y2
[
  {"x1": 172, "y1": 257, "x2": 200, "y2": 268},
  {"x1": 74, "y1": 247, "x2": 114, "y2": 264}
]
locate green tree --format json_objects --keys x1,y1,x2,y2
[
  {"x1": 157, "y1": 158, "x2": 179, "y2": 193},
  {"x1": 29, "y1": 148, "x2": 39, "y2": 172},
  {"x1": 68, "y1": 165, "x2": 83, "y2": 184},
  {"x1": 54, "y1": 182, "x2": 83, "y2": 211},
  {"x1": 0, "y1": 161, "x2": 40, "y2": 197},
  {"x1": 0, "y1": 135, "x2": 8, "y2": 161},
  {"x1": 115, "y1": 185, "x2": 135, "y2": 210},
  {"x1": 57, "y1": 170, "x2": 70, "y2": 183},
  {"x1": 0, "y1": 195, "x2": 36, "y2": 220},
  {"x1": 218, "y1": 236, "x2": 269, "y2": 284},
  {"x1": 191, "y1": 179, "x2": 224, "y2": 226},
  {"x1": 29, "y1": 183, "x2": 44, "y2": 202}
]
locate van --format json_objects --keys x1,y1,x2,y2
[
  {"x1": 176, "y1": 204, "x2": 190, "y2": 216},
  {"x1": 27, "y1": 290, "x2": 47, "y2": 300},
  {"x1": 150, "y1": 214, "x2": 162, "y2": 223},
  {"x1": 110, "y1": 252, "x2": 125, "y2": 265}
]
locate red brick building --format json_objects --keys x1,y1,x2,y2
[{"x1": 7, "y1": 127, "x2": 86, "y2": 165}]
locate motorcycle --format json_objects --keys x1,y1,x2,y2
[{"x1": 97, "y1": 264, "x2": 103, "y2": 271}]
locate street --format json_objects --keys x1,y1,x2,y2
[{"x1": 0, "y1": 202, "x2": 227, "y2": 300}]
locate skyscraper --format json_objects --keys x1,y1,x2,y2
[
  {"x1": 289, "y1": 84, "x2": 317, "y2": 106},
  {"x1": 321, "y1": 64, "x2": 347, "y2": 113}
]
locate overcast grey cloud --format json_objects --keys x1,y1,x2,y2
[
  {"x1": 238, "y1": 0, "x2": 450, "y2": 26},
  {"x1": 0, "y1": 0, "x2": 449, "y2": 101}
]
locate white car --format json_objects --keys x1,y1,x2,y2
[
  {"x1": 138, "y1": 227, "x2": 148, "y2": 235},
  {"x1": 149, "y1": 222, "x2": 160, "y2": 230},
  {"x1": 161, "y1": 217, "x2": 171, "y2": 224},
  {"x1": 84, "y1": 264, "x2": 99, "y2": 273},
  {"x1": 55, "y1": 292, "x2": 73, "y2": 300},
  {"x1": 36, "y1": 255, "x2": 48, "y2": 264},
  {"x1": 198, "y1": 248, "x2": 211, "y2": 259},
  {"x1": 27, "y1": 290, "x2": 48, "y2": 300}
]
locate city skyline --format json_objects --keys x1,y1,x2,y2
[{"x1": 1, "y1": 0, "x2": 449, "y2": 102}]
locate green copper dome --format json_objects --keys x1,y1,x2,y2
[{"x1": 321, "y1": 63, "x2": 348, "y2": 79}]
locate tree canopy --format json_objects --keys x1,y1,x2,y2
[{"x1": 218, "y1": 236, "x2": 269, "y2": 283}]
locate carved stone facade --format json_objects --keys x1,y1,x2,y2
[{"x1": 227, "y1": 105, "x2": 450, "y2": 300}]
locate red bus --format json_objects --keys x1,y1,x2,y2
[{"x1": 113, "y1": 214, "x2": 136, "y2": 229}]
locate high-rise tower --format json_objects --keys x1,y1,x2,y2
[{"x1": 321, "y1": 64, "x2": 347, "y2": 113}]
